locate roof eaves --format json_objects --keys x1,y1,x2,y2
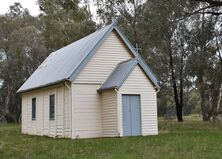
[
  {"x1": 17, "y1": 78, "x2": 68, "y2": 93},
  {"x1": 97, "y1": 86, "x2": 117, "y2": 93},
  {"x1": 137, "y1": 56, "x2": 161, "y2": 90}
]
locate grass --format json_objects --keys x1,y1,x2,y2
[{"x1": 1, "y1": 118, "x2": 222, "y2": 159}]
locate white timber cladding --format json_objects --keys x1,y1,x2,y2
[
  {"x1": 71, "y1": 31, "x2": 134, "y2": 138},
  {"x1": 118, "y1": 65, "x2": 158, "y2": 136},
  {"x1": 71, "y1": 84, "x2": 102, "y2": 139},
  {"x1": 74, "y1": 31, "x2": 133, "y2": 84},
  {"x1": 21, "y1": 84, "x2": 72, "y2": 138},
  {"x1": 101, "y1": 90, "x2": 118, "y2": 137}
]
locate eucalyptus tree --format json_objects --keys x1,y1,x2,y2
[
  {"x1": 0, "y1": 3, "x2": 46, "y2": 122},
  {"x1": 186, "y1": 12, "x2": 222, "y2": 121},
  {"x1": 38, "y1": 0, "x2": 96, "y2": 52}
]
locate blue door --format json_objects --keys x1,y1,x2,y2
[{"x1": 122, "y1": 95, "x2": 141, "y2": 136}]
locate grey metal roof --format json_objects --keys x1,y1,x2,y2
[
  {"x1": 98, "y1": 58, "x2": 137, "y2": 93},
  {"x1": 17, "y1": 22, "x2": 160, "y2": 93},
  {"x1": 17, "y1": 24, "x2": 113, "y2": 93}
]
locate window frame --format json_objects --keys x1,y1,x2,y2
[
  {"x1": 32, "y1": 97, "x2": 36, "y2": 120},
  {"x1": 49, "y1": 94, "x2": 55, "y2": 120}
]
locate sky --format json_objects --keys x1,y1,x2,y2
[{"x1": 0, "y1": 0, "x2": 97, "y2": 17}]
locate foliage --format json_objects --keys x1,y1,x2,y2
[
  {"x1": 0, "y1": 3, "x2": 47, "y2": 122},
  {"x1": 38, "y1": 0, "x2": 96, "y2": 51}
]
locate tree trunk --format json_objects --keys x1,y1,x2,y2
[
  {"x1": 179, "y1": 46, "x2": 184, "y2": 120},
  {"x1": 5, "y1": 85, "x2": 11, "y2": 115},
  {"x1": 132, "y1": 0, "x2": 138, "y2": 46},
  {"x1": 169, "y1": 47, "x2": 183, "y2": 122},
  {"x1": 216, "y1": 83, "x2": 222, "y2": 113},
  {"x1": 200, "y1": 84, "x2": 210, "y2": 121}
]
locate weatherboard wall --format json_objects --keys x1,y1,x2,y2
[
  {"x1": 74, "y1": 31, "x2": 133, "y2": 84},
  {"x1": 21, "y1": 84, "x2": 72, "y2": 138},
  {"x1": 71, "y1": 31, "x2": 133, "y2": 138},
  {"x1": 101, "y1": 90, "x2": 118, "y2": 137},
  {"x1": 71, "y1": 84, "x2": 102, "y2": 139},
  {"x1": 118, "y1": 65, "x2": 158, "y2": 136}
]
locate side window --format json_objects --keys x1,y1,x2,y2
[
  {"x1": 49, "y1": 94, "x2": 55, "y2": 120},
  {"x1": 32, "y1": 98, "x2": 36, "y2": 120}
]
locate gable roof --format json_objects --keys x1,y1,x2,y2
[
  {"x1": 97, "y1": 58, "x2": 137, "y2": 93},
  {"x1": 17, "y1": 22, "x2": 160, "y2": 93}
]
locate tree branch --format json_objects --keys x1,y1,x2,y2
[
  {"x1": 173, "y1": 5, "x2": 217, "y2": 23},
  {"x1": 198, "y1": 11, "x2": 222, "y2": 15},
  {"x1": 173, "y1": 0, "x2": 222, "y2": 23},
  {"x1": 192, "y1": 0, "x2": 222, "y2": 6}
]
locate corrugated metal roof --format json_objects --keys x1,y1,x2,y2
[
  {"x1": 17, "y1": 22, "x2": 160, "y2": 93},
  {"x1": 98, "y1": 58, "x2": 137, "y2": 93},
  {"x1": 17, "y1": 24, "x2": 113, "y2": 93}
]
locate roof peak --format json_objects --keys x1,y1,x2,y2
[{"x1": 111, "y1": 18, "x2": 117, "y2": 24}]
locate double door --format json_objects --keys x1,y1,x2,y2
[{"x1": 122, "y1": 95, "x2": 141, "y2": 136}]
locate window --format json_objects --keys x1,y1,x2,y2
[
  {"x1": 49, "y1": 94, "x2": 55, "y2": 120},
  {"x1": 32, "y1": 98, "x2": 36, "y2": 120}
]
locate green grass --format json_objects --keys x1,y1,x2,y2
[{"x1": 1, "y1": 119, "x2": 222, "y2": 159}]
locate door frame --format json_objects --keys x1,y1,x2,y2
[{"x1": 122, "y1": 94, "x2": 142, "y2": 136}]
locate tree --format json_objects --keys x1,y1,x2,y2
[
  {"x1": 38, "y1": 0, "x2": 96, "y2": 52},
  {"x1": 0, "y1": 3, "x2": 46, "y2": 122},
  {"x1": 186, "y1": 11, "x2": 222, "y2": 121}
]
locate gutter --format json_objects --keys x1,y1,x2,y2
[{"x1": 17, "y1": 79, "x2": 68, "y2": 94}]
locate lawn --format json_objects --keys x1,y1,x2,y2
[{"x1": 1, "y1": 118, "x2": 222, "y2": 159}]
